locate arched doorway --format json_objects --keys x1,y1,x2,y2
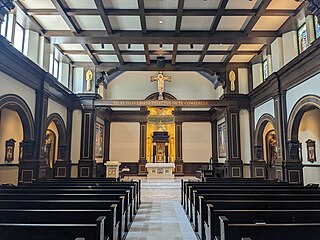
[
  {"x1": 46, "y1": 113, "x2": 67, "y2": 178},
  {"x1": 288, "y1": 95, "x2": 320, "y2": 184},
  {"x1": 255, "y1": 114, "x2": 277, "y2": 179}
]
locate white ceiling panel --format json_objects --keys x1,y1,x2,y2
[
  {"x1": 20, "y1": 0, "x2": 55, "y2": 9},
  {"x1": 226, "y1": 0, "x2": 262, "y2": 9},
  {"x1": 178, "y1": 44, "x2": 204, "y2": 51},
  {"x1": 64, "y1": 0, "x2": 97, "y2": 9},
  {"x1": 119, "y1": 44, "x2": 145, "y2": 51},
  {"x1": 267, "y1": 0, "x2": 302, "y2": 10},
  {"x1": 238, "y1": 44, "x2": 264, "y2": 51},
  {"x1": 252, "y1": 16, "x2": 289, "y2": 31},
  {"x1": 150, "y1": 55, "x2": 172, "y2": 60},
  {"x1": 203, "y1": 55, "x2": 226, "y2": 62},
  {"x1": 98, "y1": 55, "x2": 119, "y2": 62},
  {"x1": 208, "y1": 44, "x2": 233, "y2": 51},
  {"x1": 176, "y1": 55, "x2": 200, "y2": 62},
  {"x1": 108, "y1": 16, "x2": 141, "y2": 30},
  {"x1": 74, "y1": 16, "x2": 105, "y2": 30},
  {"x1": 91, "y1": 44, "x2": 114, "y2": 51},
  {"x1": 123, "y1": 55, "x2": 146, "y2": 62},
  {"x1": 181, "y1": 16, "x2": 215, "y2": 31},
  {"x1": 217, "y1": 16, "x2": 251, "y2": 31},
  {"x1": 184, "y1": 0, "x2": 221, "y2": 9},
  {"x1": 33, "y1": 15, "x2": 70, "y2": 30},
  {"x1": 230, "y1": 55, "x2": 254, "y2": 62},
  {"x1": 144, "y1": 0, "x2": 178, "y2": 9},
  {"x1": 149, "y1": 44, "x2": 173, "y2": 51},
  {"x1": 146, "y1": 16, "x2": 176, "y2": 30},
  {"x1": 103, "y1": 0, "x2": 139, "y2": 9},
  {"x1": 59, "y1": 44, "x2": 84, "y2": 51},
  {"x1": 68, "y1": 54, "x2": 92, "y2": 62}
]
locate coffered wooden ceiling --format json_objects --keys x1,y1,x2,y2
[{"x1": 16, "y1": 0, "x2": 305, "y2": 71}]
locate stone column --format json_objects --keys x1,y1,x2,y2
[
  {"x1": 138, "y1": 122, "x2": 147, "y2": 176},
  {"x1": 224, "y1": 109, "x2": 243, "y2": 178},
  {"x1": 175, "y1": 122, "x2": 184, "y2": 176}
]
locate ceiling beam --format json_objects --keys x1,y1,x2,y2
[
  {"x1": 93, "y1": 0, "x2": 112, "y2": 34},
  {"x1": 223, "y1": 43, "x2": 241, "y2": 65},
  {"x1": 81, "y1": 44, "x2": 99, "y2": 65},
  {"x1": 210, "y1": 0, "x2": 229, "y2": 34},
  {"x1": 137, "y1": 0, "x2": 147, "y2": 34},
  {"x1": 144, "y1": 43, "x2": 150, "y2": 64},
  {"x1": 198, "y1": 44, "x2": 210, "y2": 64},
  {"x1": 175, "y1": 0, "x2": 185, "y2": 35},
  {"x1": 171, "y1": 43, "x2": 178, "y2": 64},
  {"x1": 112, "y1": 43, "x2": 124, "y2": 65}
]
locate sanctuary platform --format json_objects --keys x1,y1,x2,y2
[{"x1": 145, "y1": 163, "x2": 175, "y2": 178}]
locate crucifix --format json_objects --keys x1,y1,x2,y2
[{"x1": 150, "y1": 71, "x2": 171, "y2": 100}]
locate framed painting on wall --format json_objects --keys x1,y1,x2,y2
[
  {"x1": 298, "y1": 23, "x2": 308, "y2": 53},
  {"x1": 315, "y1": 16, "x2": 320, "y2": 39},
  {"x1": 218, "y1": 122, "x2": 227, "y2": 158},
  {"x1": 306, "y1": 139, "x2": 316, "y2": 163},
  {"x1": 95, "y1": 122, "x2": 104, "y2": 158}
]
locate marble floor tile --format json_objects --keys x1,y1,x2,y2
[{"x1": 125, "y1": 178, "x2": 197, "y2": 240}]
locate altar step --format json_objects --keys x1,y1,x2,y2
[{"x1": 141, "y1": 181, "x2": 181, "y2": 189}]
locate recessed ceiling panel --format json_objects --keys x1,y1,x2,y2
[
  {"x1": 59, "y1": 44, "x2": 84, "y2": 51},
  {"x1": 238, "y1": 44, "x2": 264, "y2": 51},
  {"x1": 20, "y1": 0, "x2": 55, "y2": 9},
  {"x1": 91, "y1": 44, "x2": 114, "y2": 51},
  {"x1": 178, "y1": 44, "x2": 204, "y2": 51},
  {"x1": 150, "y1": 55, "x2": 172, "y2": 60},
  {"x1": 119, "y1": 44, "x2": 145, "y2": 51},
  {"x1": 208, "y1": 44, "x2": 233, "y2": 51},
  {"x1": 68, "y1": 54, "x2": 92, "y2": 62},
  {"x1": 64, "y1": 0, "x2": 97, "y2": 9},
  {"x1": 184, "y1": 0, "x2": 221, "y2": 9},
  {"x1": 252, "y1": 16, "x2": 289, "y2": 31},
  {"x1": 217, "y1": 16, "x2": 251, "y2": 31},
  {"x1": 103, "y1": 0, "x2": 138, "y2": 9},
  {"x1": 98, "y1": 55, "x2": 119, "y2": 62},
  {"x1": 123, "y1": 55, "x2": 146, "y2": 62},
  {"x1": 181, "y1": 16, "x2": 215, "y2": 31},
  {"x1": 203, "y1": 55, "x2": 226, "y2": 62},
  {"x1": 146, "y1": 16, "x2": 176, "y2": 30},
  {"x1": 267, "y1": 0, "x2": 302, "y2": 10},
  {"x1": 108, "y1": 16, "x2": 142, "y2": 30},
  {"x1": 74, "y1": 16, "x2": 105, "y2": 30},
  {"x1": 33, "y1": 15, "x2": 70, "y2": 30},
  {"x1": 144, "y1": 0, "x2": 178, "y2": 9},
  {"x1": 226, "y1": 0, "x2": 262, "y2": 9},
  {"x1": 230, "y1": 55, "x2": 254, "y2": 62},
  {"x1": 149, "y1": 44, "x2": 173, "y2": 51},
  {"x1": 176, "y1": 55, "x2": 200, "y2": 62}
]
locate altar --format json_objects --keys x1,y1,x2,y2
[{"x1": 145, "y1": 163, "x2": 175, "y2": 178}]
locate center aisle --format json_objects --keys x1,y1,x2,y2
[{"x1": 126, "y1": 178, "x2": 198, "y2": 240}]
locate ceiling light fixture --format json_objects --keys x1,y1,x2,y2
[
  {"x1": 159, "y1": 20, "x2": 163, "y2": 24},
  {"x1": 101, "y1": 44, "x2": 105, "y2": 49},
  {"x1": 190, "y1": 44, "x2": 194, "y2": 49},
  {"x1": 128, "y1": 44, "x2": 131, "y2": 49},
  {"x1": 159, "y1": 44, "x2": 163, "y2": 50}
]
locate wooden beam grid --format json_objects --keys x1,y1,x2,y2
[{"x1": 137, "y1": 0, "x2": 147, "y2": 34}]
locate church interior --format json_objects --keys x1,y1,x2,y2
[{"x1": 0, "y1": 0, "x2": 320, "y2": 239}]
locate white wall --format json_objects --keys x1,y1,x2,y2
[
  {"x1": 298, "y1": 109, "x2": 320, "y2": 184},
  {"x1": 238, "y1": 68, "x2": 249, "y2": 94},
  {"x1": 47, "y1": 99, "x2": 67, "y2": 127},
  {"x1": 0, "y1": 109, "x2": 23, "y2": 164},
  {"x1": 282, "y1": 31, "x2": 299, "y2": 65},
  {"x1": 286, "y1": 73, "x2": 320, "y2": 120},
  {"x1": 105, "y1": 71, "x2": 218, "y2": 100},
  {"x1": 239, "y1": 110, "x2": 251, "y2": 163},
  {"x1": 73, "y1": 67, "x2": 84, "y2": 93},
  {"x1": 271, "y1": 37, "x2": 284, "y2": 72},
  {"x1": 23, "y1": 30, "x2": 39, "y2": 64},
  {"x1": 252, "y1": 63, "x2": 263, "y2": 89},
  {"x1": 59, "y1": 62, "x2": 69, "y2": 88},
  {"x1": 182, "y1": 122, "x2": 211, "y2": 163},
  {"x1": 0, "y1": 166, "x2": 19, "y2": 185},
  {"x1": 254, "y1": 99, "x2": 275, "y2": 126},
  {"x1": 110, "y1": 122, "x2": 140, "y2": 162},
  {"x1": 0, "y1": 72, "x2": 36, "y2": 119},
  {"x1": 70, "y1": 110, "x2": 82, "y2": 163}
]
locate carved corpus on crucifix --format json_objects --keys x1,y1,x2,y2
[{"x1": 150, "y1": 71, "x2": 171, "y2": 100}]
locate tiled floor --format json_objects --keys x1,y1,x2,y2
[{"x1": 126, "y1": 178, "x2": 198, "y2": 240}]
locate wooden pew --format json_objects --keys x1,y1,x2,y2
[
  {"x1": 0, "y1": 199, "x2": 126, "y2": 240},
  {"x1": 0, "y1": 209, "x2": 117, "y2": 240},
  {"x1": 219, "y1": 216, "x2": 320, "y2": 240}
]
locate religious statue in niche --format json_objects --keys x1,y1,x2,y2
[
  {"x1": 5, "y1": 139, "x2": 16, "y2": 162},
  {"x1": 218, "y1": 123, "x2": 227, "y2": 158},
  {"x1": 266, "y1": 130, "x2": 277, "y2": 167},
  {"x1": 150, "y1": 71, "x2": 171, "y2": 100},
  {"x1": 95, "y1": 122, "x2": 104, "y2": 158},
  {"x1": 85, "y1": 69, "x2": 93, "y2": 91},
  {"x1": 229, "y1": 70, "x2": 236, "y2": 92},
  {"x1": 306, "y1": 139, "x2": 316, "y2": 163},
  {"x1": 44, "y1": 130, "x2": 56, "y2": 169}
]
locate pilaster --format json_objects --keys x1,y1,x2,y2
[
  {"x1": 175, "y1": 122, "x2": 184, "y2": 176},
  {"x1": 138, "y1": 121, "x2": 147, "y2": 176}
]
